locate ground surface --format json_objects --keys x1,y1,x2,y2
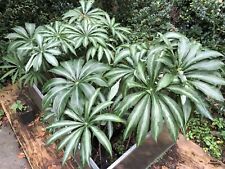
[
  {"x1": 151, "y1": 134, "x2": 225, "y2": 169},
  {"x1": 0, "y1": 121, "x2": 30, "y2": 169}
]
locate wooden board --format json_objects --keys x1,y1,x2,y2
[{"x1": 0, "y1": 85, "x2": 76, "y2": 169}]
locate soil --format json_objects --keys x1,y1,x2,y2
[
  {"x1": 92, "y1": 124, "x2": 135, "y2": 169},
  {"x1": 150, "y1": 134, "x2": 225, "y2": 169},
  {"x1": 16, "y1": 93, "x2": 37, "y2": 124}
]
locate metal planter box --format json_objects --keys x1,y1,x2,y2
[{"x1": 28, "y1": 85, "x2": 175, "y2": 169}]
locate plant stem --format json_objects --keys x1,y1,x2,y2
[
  {"x1": 126, "y1": 135, "x2": 132, "y2": 150},
  {"x1": 99, "y1": 143, "x2": 102, "y2": 165}
]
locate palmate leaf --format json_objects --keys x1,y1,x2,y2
[
  {"x1": 63, "y1": 0, "x2": 106, "y2": 24},
  {"x1": 40, "y1": 21, "x2": 76, "y2": 54},
  {"x1": 6, "y1": 23, "x2": 39, "y2": 52},
  {"x1": 25, "y1": 34, "x2": 61, "y2": 72},
  {"x1": 102, "y1": 13, "x2": 130, "y2": 42},
  {"x1": 47, "y1": 89, "x2": 124, "y2": 166},
  {"x1": 65, "y1": 22, "x2": 108, "y2": 49},
  {"x1": 0, "y1": 54, "x2": 25, "y2": 83},
  {"x1": 161, "y1": 32, "x2": 225, "y2": 121},
  {"x1": 86, "y1": 43, "x2": 115, "y2": 63},
  {"x1": 43, "y1": 59, "x2": 108, "y2": 115}
]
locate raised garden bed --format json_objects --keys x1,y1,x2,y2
[
  {"x1": 0, "y1": 84, "x2": 177, "y2": 169},
  {"x1": 1, "y1": 84, "x2": 225, "y2": 169},
  {"x1": 29, "y1": 85, "x2": 176, "y2": 169}
]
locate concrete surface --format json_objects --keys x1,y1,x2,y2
[{"x1": 0, "y1": 123, "x2": 30, "y2": 169}]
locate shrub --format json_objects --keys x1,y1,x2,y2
[
  {"x1": 111, "y1": 0, "x2": 225, "y2": 52},
  {"x1": 2, "y1": 0, "x2": 225, "y2": 167}
]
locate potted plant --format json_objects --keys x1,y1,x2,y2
[
  {"x1": 11, "y1": 99, "x2": 36, "y2": 124},
  {"x1": 2, "y1": 0, "x2": 225, "y2": 168}
]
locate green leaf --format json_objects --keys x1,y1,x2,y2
[
  {"x1": 44, "y1": 53, "x2": 59, "y2": 67},
  {"x1": 186, "y1": 60, "x2": 224, "y2": 71},
  {"x1": 151, "y1": 95, "x2": 163, "y2": 142},
  {"x1": 195, "y1": 103, "x2": 213, "y2": 120},
  {"x1": 168, "y1": 85, "x2": 200, "y2": 103},
  {"x1": 191, "y1": 80, "x2": 224, "y2": 101},
  {"x1": 64, "y1": 109, "x2": 83, "y2": 122},
  {"x1": 93, "y1": 114, "x2": 125, "y2": 123},
  {"x1": 159, "y1": 99, "x2": 178, "y2": 141},
  {"x1": 135, "y1": 62, "x2": 147, "y2": 84},
  {"x1": 180, "y1": 96, "x2": 192, "y2": 125},
  {"x1": 62, "y1": 128, "x2": 83, "y2": 165},
  {"x1": 124, "y1": 95, "x2": 148, "y2": 139},
  {"x1": 114, "y1": 48, "x2": 130, "y2": 64},
  {"x1": 156, "y1": 73, "x2": 174, "y2": 91},
  {"x1": 182, "y1": 42, "x2": 201, "y2": 66},
  {"x1": 52, "y1": 89, "x2": 71, "y2": 115},
  {"x1": 91, "y1": 126, "x2": 112, "y2": 156},
  {"x1": 86, "y1": 89, "x2": 100, "y2": 117},
  {"x1": 91, "y1": 101, "x2": 113, "y2": 118},
  {"x1": 47, "y1": 121, "x2": 82, "y2": 129},
  {"x1": 107, "y1": 80, "x2": 120, "y2": 101},
  {"x1": 186, "y1": 71, "x2": 225, "y2": 85},
  {"x1": 160, "y1": 94, "x2": 184, "y2": 130},
  {"x1": 47, "y1": 126, "x2": 78, "y2": 145},
  {"x1": 57, "y1": 131, "x2": 77, "y2": 150},
  {"x1": 178, "y1": 37, "x2": 190, "y2": 63},
  {"x1": 136, "y1": 96, "x2": 151, "y2": 145},
  {"x1": 118, "y1": 92, "x2": 145, "y2": 116},
  {"x1": 82, "y1": 128, "x2": 91, "y2": 165},
  {"x1": 189, "y1": 50, "x2": 224, "y2": 65}
]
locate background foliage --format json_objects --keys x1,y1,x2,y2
[
  {"x1": 107, "y1": 0, "x2": 225, "y2": 52},
  {"x1": 0, "y1": 0, "x2": 80, "y2": 87}
]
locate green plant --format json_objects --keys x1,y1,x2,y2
[
  {"x1": 187, "y1": 115, "x2": 225, "y2": 159},
  {"x1": 62, "y1": 0, "x2": 105, "y2": 24},
  {"x1": 111, "y1": 0, "x2": 225, "y2": 52},
  {"x1": 0, "y1": 109, "x2": 4, "y2": 119},
  {"x1": 3, "y1": 0, "x2": 225, "y2": 167},
  {"x1": 0, "y1": 53, "x2": 46, "y2": 86},
  {"x1": 106, "y1": 32, "x2": 225, "y2": 145},
  {"x1": 11, "y1": 100, "x2": 27, "y2": 112},
  {"x1": 47, "y1": 89, "x2": 125, "y2": 165},
  {"x1": 43, "y1": 59, "x2": 109, "y2": 116}
]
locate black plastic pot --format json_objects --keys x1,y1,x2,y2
[{"x1": 17, "y1": 104, "x2": 35, "y2": 124}]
